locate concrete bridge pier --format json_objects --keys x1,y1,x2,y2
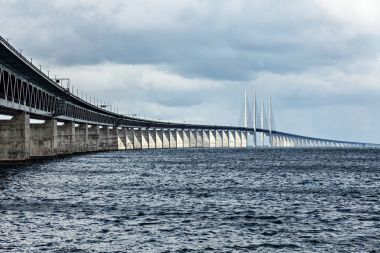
[
  {"x1": 189, "y1": 130, "x2": 197, "y2": 148},
  {"x1": 196, "y1": 130, "x2": 203, "y2": 148},
  {"x1": 141, "y1": 129, "x2": 149, "y2": 149},
  {"x1": 162, "y1": 130, "x2": 169, "y2": 148},
  {"x1": 114, "y1": 127, "x2": 127, "y2": 150},
  {"x1": 241, "y1": 131, "x2": 248, "y2": 148},
  {"x1": 169, "y1": 130, "x2": 177, "y2": 148},
  {"x1": 155, "y1": 129, "x2": 163, "y2": 149},
  {"x1": 57, "y1": 121, "x2": 75, "y2": 155},
  {"x1": 210, "y1": 130, "x2": 216, "y2": 148},
  {"x1": 215, "y1": 130, "x2": 223, "y2": 148},
  {"x1": 222, "y1": 130, "x2": 229, "y2": 147},
  {"x1": 228, "y1": 130, "x2": 236, "y2": 148},
  {"x1": 75, "y1": 123, "x2": 88, "y2": 153},
  {"x1": 88, "y1": 125, "x2": 100, "y2": 151},
  {"x1": 126, "y1": 128, "x2": 134, "y2": 149},
  {"x1": 183, "y1": 130, "x2": 190, "y2": 148},
  {"x1": 30, "y1": 119, "x2": 57, "y2": 157},
  {"x1": 203, "y1": 130, "x2": 210, "y2": 148},
  {"x1": 148, "y1": 129, "x2": 156, "y2": 149},
  {"x1": 176, "y1": 130, "x2": 184, "y2": 148},
  {"x1": 235, "y1": 131, "x2": 242, "y2": 147},
  {"x1": 0, "y1": 113, "x2": 30, "y2": 161},
  {"x1": 133, "y1": 129, "x2": 142, "y2": 149}
]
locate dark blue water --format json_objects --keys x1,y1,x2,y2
[{"x1": 0, "y1": 148, "x2": 379, "y2": 252}]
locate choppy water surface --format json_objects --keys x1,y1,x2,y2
[{"x1": 0, "y1": 148, "x2": 379, "y2": 252}]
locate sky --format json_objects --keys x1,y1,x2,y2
[{"x1": 1, "y1": 0, "x2": 380, "y2": 143}]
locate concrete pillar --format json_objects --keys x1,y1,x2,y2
[
  {"x1": 202, "y1": 130, "x2": 210, "y2": 148},
  {"x1": 222, "y1": 130, "x2": 229, "y2": 147},
  {"x1": 228, "y1": 130, "x2": 235, "y2": 148},
  {"x1": 162, "y1": 130, "x2": 170, "y2": 148},
  {"x1": 273, "y1": 134, "x2": 278, "y2": 147},
  {"x1": 209, "y1": 130, "x2": 216, "y2": 148},
  {"x1": 169, "y1": 130, "x2": 177, "y2": 148},
  {"x1": 57, "y1": 121, "x2": 75, "y2": 154},
  {"x1": 126, "y1": 128, "x2": 134, "y2": 149},
  {"x1": 156, "y1": 130, "x2": 163, "y2": 149},
  {"x1": 98, "y1": 126, "x2": 110, "y2": 150},
  {"x1": 253, "y1": 131, "x2": 257, "y2": 148},
  {"x1": 141, "y1": 129, "x2": 149, "y2": 149},
  {"x1": 133, "y1": 129, "x2": 142, "y2": 149},
  {"x1": 196, "y1": 130, "x2": 203, "y2": 148},
  {"x1": 118, "y1": 127, "x2": 127, "y2": 150},
  {"x1": 88, "y1": 125, "x2": 100, "y2": 151},
  {"x1": 148, "y1": 129, "x2": 156, "y2": 149},
  {"x1": 241, "y1": 131, "x2": 248, "y2": 148},
  {"x1": 109, "y1": 127, "x2": 126, "y2": 150},
  {"x1": 215, "y1": 130, "x2": 223, "y2": 148},
  {"x1": 176, "y1": 130, "x2": 184, "y2": 148},
  {"x1": 289, "y1": 137, "x2": 294, "y2": 147},
  {"x1": 183, "y1": 130, "x2": 190, "y2": 148},
  {"x1": 0, "y1": 113, "x2": 31, "y2": 161},
  {"x1": 75, "y1": 123, "x2": 88, "y2": 152},
  {"x1": 235, "y1": 131, "x2": 242, "y2": 147},
  {"x1": 30, "y1": 119, "x2": 57, "y2": 157},
  {"x1": 189, "y1": 130, "x2": 197, "y2": 148}
]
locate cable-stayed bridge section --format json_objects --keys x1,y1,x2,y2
[
  {"x1": 240, "y1": 91, "x2": 377, "y2": 148},
  {"x1": 0, "y1": 36, "x2": 375, "y2": 162}
]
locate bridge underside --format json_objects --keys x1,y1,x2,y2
[{"x1": 0, "y1": 112, "x2": 249, "y2": 162}]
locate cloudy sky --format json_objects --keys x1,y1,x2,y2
[{"x1": 1, "y1": 0, "x2": 380, "y2": 143}]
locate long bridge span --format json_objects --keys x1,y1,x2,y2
[{"x1": 0, "y1": 36, "x2": 376, "y2": 161}]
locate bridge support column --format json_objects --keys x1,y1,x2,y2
[
  {"x1": 183, "y1": 130, "x2": 190, "y2": 148},
  {"x1": 148, "y1": 129, "x2": 156, "y2": 149},
  {"x1": 271, "y1": 134, "x2": 276, "y2": 147},
  {"x1": 126, "y1": 128, "x2": 134, "y2": 149},
  {"x1": 275, "y1": 135, "x2": 280, "y2": 147},
  {"x1": 202, "y1": 130, "x2": 210, "y2": 148},
  {"x1": 155, "y1": 130, "x2": 163, "y2": 149},
  {"x1": 75, "y1": 124, "x2": 88, "y2": 152},
  {"x1": 57, "y1": 122, "x2": 75, "y2": 154},
  {"x1": 30, "y1": 119, "x2": 57, "y2": 157},
  {"x1": 253, "y1": 131, "x2": 257, "y2": 147},
  {"x1": 118, "y1": 127, "x2": 127, "y2": 150},
  {"x1": 235, "y1": 131, "x2": 242, "y2": 147},
  {"x1": 0, "y1": 113, "x2": 30, "y2": 161},
  {"x1": 162, "y1": 130, "x2": 170, "y2": 148},
  {"x1": 210, "y1": 130, "x2": 216, "y2": 148},
  {"x1": 189, "y1": 130, "x2": 197, "y2": 148},
  {"x1": 241, "y1": 131, "x2": 248, "y2": 148},
  {"x1": 196, "y1": 130, "x2": 203, "y2": 148},
  {"x1": 215, "y1": 130, "x2": 223, "y2": 148},
  {"x1": 133, "y1": 129, "x2": 142, "y2": 149},
  {"x1": 222, "y1": 130, "x2": 229, "y2": 147},
  {"x1": 110, "y1": 127, "x2": 126, "y2": 150},
  {"x1": 169, "y1": 130, "x2": 177, "y2": 148},
  {"x1": 229, "y1": 130, "x2": 236, "y2": 148},
  {"x1": 88, "y1": 125, "x2": 100, "y2": 151},
  {"x1": 98, "y1": 126, "x2": 110, "y2": 150},
  {"x1": 141, "y1": 129, "x2": 149, "y2": 149},
  {"x1": 176, "y1": 130, "x2": 184, "y2": 148}
]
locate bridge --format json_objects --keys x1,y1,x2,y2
[{"x1": 0, "y1": 36, "x2": 375, "y2": 162}]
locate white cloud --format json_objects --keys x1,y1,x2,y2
[
  {"x1": 315, "y1": 0, "x2": 380, "y2": 35},
  {"x1": 50, "y1": 62, "x2": 221, "y2": 92}
]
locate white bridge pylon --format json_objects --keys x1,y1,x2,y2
[{"x1": 241, "y1": 90, "x2": 368, "y2": 148}]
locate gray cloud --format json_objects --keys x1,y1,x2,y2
[{"x1": 1, "y1": 0, "x2": 380, "y2": 142}]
